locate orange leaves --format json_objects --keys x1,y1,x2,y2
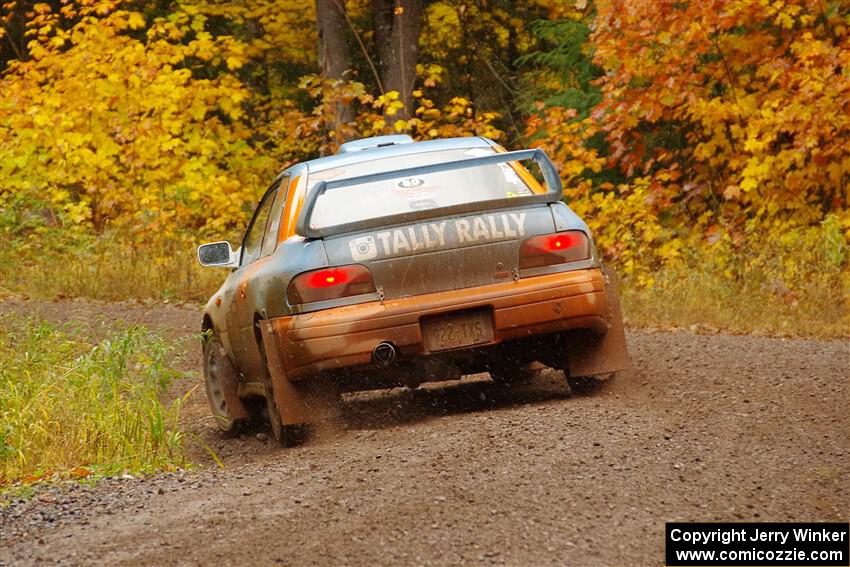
[
  {"x1": 522, "y1": 0, "x2": 850, "y2": 283},
  {"x1": 591, "y1": 0, "x2": 850, "y2": 223}
]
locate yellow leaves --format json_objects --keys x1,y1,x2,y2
[
  {"x1": 565, "y1": 175, "x2": 676, "y2": 280},
  {"x1": 417, "y1": 107, "x2": 441, "y2": 120},
  {"x1": 32, "y1": 113, "x2": 50, "y2": 127},
  {"x1": 51, "y1": 189, "x2": 70, "y2": 204},
  {"x1": 374, "y1": 91, "x2": 405, "y2": 117},
  {"x1": 127, "y1": 12, "x2": 145, "y2": 30},
  {"x1": 190, "y1": 14, "x2": 207, "y2": 32},
  {"x1": 422, "y1": 3, "x2": 461, "y2": 56},
  {"x1": 94, "y1": 2, "x2": 113, "y2": 16},
  {"x1": 64, "y1": 201, "x2": 93, "y2": 225},
  {"x1": 186, "y1": 0, "x2": 315, "y2": 67},
  {"x1": 393, "y1": 119, "x2": 408, "y2": 133},
  {"x1": 742, "y1": 131, "x2": 769, "y2": 153},
  {"x1": 218, "y1": 96, "x2": 244, "y2": 120},
  {"x1": 1, "y1": 3, "x2": 269, "y2": 238},
  {"x1": 419, "y1": 63, "x2": 444, "y2": 88},
  {"x1": 27, "y1": 41, "x2": 47, "y2": 60},
  {"x1": 190, "y1": 32, "x2": 215, "y2": 60},
  {"x1": 161, "y1": 137, "x2": 182, "y2": 151},
  {"x1": 774, "y1": 11, "x2": 795, "y2": 29},
  {"x1": 739, "y1": 158, "x2": 768, "y2": 192}
]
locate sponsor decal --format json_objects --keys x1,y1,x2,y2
[
  {"x1": 397, "y1": 177, "x2": 425, "y2": 188},
  {"x1": 347, "y1": 212, "x2": 527, "y2": 260},
  {"x1": 349, "y1": 235, "x2": 378, "y2": 261}
]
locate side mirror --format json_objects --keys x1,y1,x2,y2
[{"x1": 197, "y1": 241, "x2": 239, "y2": 268}]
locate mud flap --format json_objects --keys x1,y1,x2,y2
[
  {"x1": 567, "y1": 266, "x2": 631, "y2": 377},
  {"x1": 259, "y1": 320, "x2": 341, "y2": 426}
]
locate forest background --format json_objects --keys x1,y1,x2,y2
[{"x1": 1, "y1": 0, "x2": 848, "y2": 337}]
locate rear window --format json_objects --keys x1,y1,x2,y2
[{"x1": 307, "y1": 148, "x2": 536, "y2": 230}]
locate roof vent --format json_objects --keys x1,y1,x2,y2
[{"x1": 337, "y1": 135, "x2": 414, "y2": 154}]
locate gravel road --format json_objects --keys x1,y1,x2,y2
[{"x1": 1, "y1": 299, "x2": 847, "y2": 566}]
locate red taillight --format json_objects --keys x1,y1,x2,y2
[
  {"x1": 307, "y1": 268, "x2": 351, "y2": 288},
  {"x1": 520, "y1": 231, "x2": 590, "y2": 269},
  {"x1": 287, "y1": 264, "x2": 376, "y2": 305}
]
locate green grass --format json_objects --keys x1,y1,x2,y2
[
  {"x1": 621, "y1": 264, "x2": 849, "y2": 339},
  {"x1": 0, "y1": 315, "x2": 189, "y2": 486},
  {"x1": 0, "y1": 233, "x2": 223, "y2": 302}
]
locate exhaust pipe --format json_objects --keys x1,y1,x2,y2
[{"x1": 372, "y1": 342, "x2": 397, "y2": 366}]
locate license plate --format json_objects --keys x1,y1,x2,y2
[{"x1": 422, "y1": 310, "x2": 494, "y2": 352}]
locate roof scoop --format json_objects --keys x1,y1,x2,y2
[{"x1": 338, "y1": 135, "x2": 414, "y2": 154}]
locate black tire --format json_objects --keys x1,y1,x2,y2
[
  {"x1": 265, "y1": 388, "x2": 307, "y2": 447},
  {"x1": 203, "y1": 335, "x2": 245, "y2": 436}
]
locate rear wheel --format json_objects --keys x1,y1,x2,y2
[
  {"x1": 203, "y1": 335, "x2": 245, "y2": 436},
  {"x1": 265, "y1": 386, "x2": 307, "y2": 447},
  {"x1": 257, "y1": 325, "x2": 309, "y2": 447}
]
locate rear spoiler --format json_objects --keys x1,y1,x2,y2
[{"x1": 296, "y1": 148, "x2": 563, "y2": 239}]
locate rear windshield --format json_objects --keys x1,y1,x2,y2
[{"x1": 307, "y1": 148, "x2": 536, "y2": 230}]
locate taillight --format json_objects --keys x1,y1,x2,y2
[
  {"x1": 287, "y1": 264, "x2": 376, "y2": 305},
  {"x1": 520, "y1": 231, "x2": 590, "y2": 269}
]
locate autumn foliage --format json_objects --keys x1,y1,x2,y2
[
  {"x1": 0, "y1": 0, "x2": 847, "y2": 333},
  {"x1": 530, "y1": 0, "x2": 849, "y2": 298}
]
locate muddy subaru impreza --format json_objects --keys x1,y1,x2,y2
[{"x1": 198, "y1": 135, "x2": 629, "y2": 444}]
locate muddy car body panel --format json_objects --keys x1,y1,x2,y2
[{"x1": 199, "y1": 135, "x2": 629, "y2": 437}]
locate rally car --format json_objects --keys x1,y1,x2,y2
[{"x1": 197, "y1": 135, "x2": 629, "y2": 444}]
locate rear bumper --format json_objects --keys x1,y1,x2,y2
[{"x1": 264, "y1": 267, "x2": 610, "y2": 380}]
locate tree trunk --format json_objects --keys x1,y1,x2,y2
[
  {"x1": 316, "y1": 0, "x2": 354, "y2": 128},
  {"x1": 372, "y1": 0, "x2": 422, "y2": 123}
]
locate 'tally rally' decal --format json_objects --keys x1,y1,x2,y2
[{"x1": 347, "y1": 212, "x2": 527, "y2": 261}]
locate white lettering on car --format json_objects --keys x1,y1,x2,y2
[
  {"x1": 458, "y1": 213, "x2": 525, "y2": 244},
  {"x1": 455, "y1": 219, "x2": 473, "y2": 243},
  {"x1": 472, "y1": 217, "x2": 490, "y2": 240},
  {"x1": 407, "y1": 226, "x2": 425, "y2": 251},
  {"x1": 349, "y1": 213, "x2": 528, "y2": 260},
  {"x1": 488, "y1": 216, "x2": 505, "y2": 239},
  {"x1": 421, "y1": 225, "x2": 436, "y2": 248},
  {"x1": 393, "y1": 230, "x2": 411, "y2": 253},
  {"x1": 376, "y1": 231, "x2": 392, "y2": 255},
  {"x1": 501, "y1": 215, "x2": 517, "y2": 237},
  {"x1": 510, "y1": 212, "x2": 527, "y2": 236},
  {"x1": 430, "y1": 221, "x2": 447, "y2": 246}
]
